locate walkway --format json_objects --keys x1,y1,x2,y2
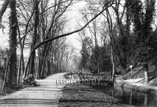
[{"x1": 0, "y1": 73, "x2": 66, "y2": 107}]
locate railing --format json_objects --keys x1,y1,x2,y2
[
  {"x1": 67, "y1": 72, "x2": 114, "y2": 86},
  {"x1": 78, "y1": 73, "x2": 112, "y2": 81}
]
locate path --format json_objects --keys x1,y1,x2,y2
[{"x1": 0, "y1": 73, "x2": 66, "y2": 107}]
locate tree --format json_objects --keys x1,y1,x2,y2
[
  {"x1": 130, "y1": 0, "x2": 155, "y2": 83},
  {"x1": 83, "y1": 0, "x2": 131, "y2": 75},
  {"x1": 8, "y1": 0, "x2": 18, "y2": 86},
  {"x1": 79, "y1": 37, "x2": 91, "y2": 69},
  {"x1": 109, "y1": 0, "x2": 132, "y2": 73},
  {"x1": 28, "y1": 0, "x2": 39, "y2": 76}
]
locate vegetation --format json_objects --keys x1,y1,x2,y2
[{"x1": 79, "y1": 0, "x2": 157, "y2": 84}]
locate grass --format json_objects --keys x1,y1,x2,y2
[
  {"x1": 60, "y1": 72, "x2": 134, "y2": 107},
  {"x1": 59, "y1": 84, "x2": 133, "y2": 107}
]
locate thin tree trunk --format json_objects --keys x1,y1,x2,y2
[
  {"x1": 111, "y1": 46, "x2": 115, "y2": 81},
  {"x1": 106, "y1": 8, "x2": 115, "y2": 81},
  {"x1": 17, "y1": 21, "x2": 25, "y2": 85}
]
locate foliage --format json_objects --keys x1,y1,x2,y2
[
  {"x1": 79, "y1": 0, "x2": 157, "y2": 79},
  {"x1": 79, "y1": 37, "x2": 91, "y2": 69},
  {"x1": 89, "y1": 45, "x2": 112, "y2": 73},
  {"x1": 79, "y1": 36, "x2": 112, "y2": 73},
  {"x1": 130, "y1": 0, "x2": 156, "y2": 65}
]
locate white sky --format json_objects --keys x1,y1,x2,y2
[{"x1": 65, "y1": 1, "x2": 86, "y2": 51}]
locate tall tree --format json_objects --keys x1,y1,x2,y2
[
  {"x1": 131, "y1": 0, "x2": 155, "y2": 83},
  {"x1": 28, "y1": 0, "x2": 39, "y2": 76},
  {"x1": 8, "y1": 0, "x2": 18, "y2": 86}
]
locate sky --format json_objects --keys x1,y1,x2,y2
[{"x1": 65, "y1": 1, "x2": 86, "y2": 51}]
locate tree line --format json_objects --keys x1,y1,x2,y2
[
  {"x1": 0, "y1": 0, "x2": 78, "y2": 90},
  {"x1": 79, "y1": 0, "x2": 157, "y2": 83}
]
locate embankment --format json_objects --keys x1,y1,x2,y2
[{"x1": 115, "y1": 79, "x2": 157, "y2": 95}]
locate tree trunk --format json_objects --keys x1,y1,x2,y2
[
  {"x1": 28, "y1": 0, "x2": 39, "y2": 76},
  {"x1": 8, "y1": 0, "x2": 18, "y2": 86},
  {"x1": 106, "y1": 9, "x2": 115, "y2": 81},
  {"x1": 111, "y1": 46, "x2": 115, "y2": 81}
]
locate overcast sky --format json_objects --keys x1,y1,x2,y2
[{"x1": 65, "y1": 1, "x2": 86, "y2": 51}]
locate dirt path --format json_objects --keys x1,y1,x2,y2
[
  {"x1": 0, "y1": 73, "x2": 135, "y2": 107},
  {"x1": 0, "y1": 73, "x2": 66, "y2": 107}
]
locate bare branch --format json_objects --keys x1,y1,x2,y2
[{"x1": 24, "y1": 1, "x2": 114, "y2": 74}]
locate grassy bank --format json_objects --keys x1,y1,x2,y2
[
  {"x1": 59, "y1": 84, "x2": 134, "y2": 107},
  {"x1": 59, "y1": 73, "x2": 134, "y2": 107}
]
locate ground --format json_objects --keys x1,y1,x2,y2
[{"x1": 0, "y1": 73, "x2": 133, "y2": 107}]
